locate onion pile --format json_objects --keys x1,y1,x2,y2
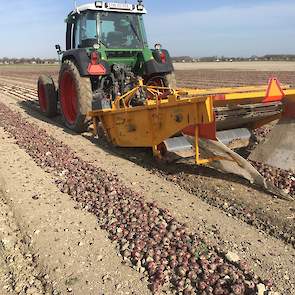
[
  {"x1": 0, "y1": 102, "x2": 271, "y2": 294},
  {"x1": 251, "y1": 161, "x2": 295, "y2": 197},
  {"x1": 250, "y1": 127, "x2": 295, "y2": 198},
  {"x1": 252, "y1": 127, "x2": 272, "y2": 142}
]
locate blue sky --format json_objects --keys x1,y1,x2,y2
[{"x1": 0, "y1": 0, "x2": 294, "y2": 58}]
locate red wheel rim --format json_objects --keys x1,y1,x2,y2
[
  {"x1": 60, "y1": 71, "x2": 77, "y2": 125},
  {"x1": 146, "y1": 77, "x2": 166, "y2": 100},
  {"x1": 38, "y1": 83, "x2": 47, "y2": 112},
  {"x1": 147, "y1": 77, "x2": 165, "y2": 87}
]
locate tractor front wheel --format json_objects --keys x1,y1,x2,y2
[
  {"x1": 37, "y1": 75, "x2": 57, "y2": 117},
  {"x1": 58, "y1": 60, "x2": 92, "y2": 133},
  {"x1": 164, "y1": 72, "x2": 177, "y2": 89}
]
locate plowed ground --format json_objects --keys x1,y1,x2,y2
[{"x1": 0, "y1": 63, "x2": 295, "y2": 294}]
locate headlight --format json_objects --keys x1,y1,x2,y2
[
  {"x1": 154, "y1": 43, "x2": 162, "y2": 50},
  {"x1": 93, "y1": 43, "x2": 100, "y2": 50},
  {"x1": 95, "y1": 1, "x2": 103, "y2": 8},
  {"x1": 137, "y1": 4, "x2": 144, "y2": 11}
]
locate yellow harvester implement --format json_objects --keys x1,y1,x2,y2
[
  {"x1": 89, "y1": 79, "x2": 218, "y2": 163},
  {"x1": 88, "y1": 78, "x2": 295, "y2": 200}
]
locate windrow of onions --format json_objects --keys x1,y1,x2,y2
[
  {"x1": 0, "y1": 102, "x2": 272, "y2": 294},
  {"x1": 251, "y1": 127, "x2": 294, "y2": 197},
  {"x1": 251, "y1": 161, "x2": 294, "y2": 197}
]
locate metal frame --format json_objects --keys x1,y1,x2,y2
[{"x1": 88, "y1": 78, "x2": 295, "y2": 167}]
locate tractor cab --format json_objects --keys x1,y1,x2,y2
[
  {"x1": 65, "y1": 1, "x2": 148, "y2": 50},
  {"x1": 61, "y1": 1, "x2": 174, "y2": 80},
  {"x1": 45, "y1": 1, "x2": 175, "y2": 133}
]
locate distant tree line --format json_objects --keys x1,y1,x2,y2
[
  {"x1": 1, "y1": 55, "x2": 294, "y2": 65},
  {"x1": 0, "y1": 57, "x2": 58, "y2": 64},
  {"x1": 173, "y1": 54, "x2": 295, "y2": 63}
]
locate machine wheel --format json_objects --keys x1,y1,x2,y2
[
  {"x1": 146, "y1": 72, "x2": 177, "y2": 89},
  {"x1": 58, "y1": 60, "x2": 92, "y2": 133},
  {"x1": 164, "y1": 72, "x2": 177, "y2": 89},
  {"x1": 37, "y1": 75, "x2": 57, "y2": 117}
]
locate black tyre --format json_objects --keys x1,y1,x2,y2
[
  {"x1": 164, "y1": 72, "x2": 177, "y2": 89},
  {"x1": 146, "y1": 72, "x2": 177, "y2": 89},
  {"x1": 58, "y1": 60, "x2": 92, "y2": 133},
  {"x1": 37, "y1": 75, "x2": 57, "y2": 117}
]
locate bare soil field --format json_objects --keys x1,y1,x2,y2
[
  {"x1": 174, "y1": 62, "x2": 295, "y2": 89},
  {"x1": 174, "y1": 62, "x2": 295, "y2": 72},
  {"x1": 1, "y1": 62, "x2": 295, "y2": 89},
  {"x1": 0, "y1": 64, "x2": 295, "y2": 294},
  {"x1": 0, "y1": 65, "x2": 59, "y2": 86}
]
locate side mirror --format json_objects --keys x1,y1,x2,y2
[
  {"x1": 55, "y1": 44, "x2": 63, "y2": 55},
  {"x1": 154, "y1": 43, "x2": 162, "y2": 51},
  {"x1": 55, "y1": 44, "x2": 64, "y2": 64}
]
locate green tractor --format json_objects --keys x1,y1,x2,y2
[{"x1": 38, "y1": 0, "x2": 176, "y2": 132}]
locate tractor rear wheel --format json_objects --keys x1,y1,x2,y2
[
  {"x1": 58, "y1": 60, "x2": 92, "y2": 133},
  {"x1": 37, "y1": 75, "x2": 57, "y2": 117}
]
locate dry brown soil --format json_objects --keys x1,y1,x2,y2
[
  {"x1": 0, "y1": 64, "x2": 295, "y2": 294},
  {"x1": 1, "y1": 62, "x2": 295, "y2": 88},
  {"x1": 0, "y1": 128, "x2": 152, "y2": 295}
]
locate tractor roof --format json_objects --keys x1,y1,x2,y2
[{"x1": 71, "y1": 1, "x2": 147, "y2": 15}]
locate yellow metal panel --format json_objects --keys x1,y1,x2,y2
[
  {"x1": 179, "y1": 84, "x2": 290, "y2": 97},
  {"x1": 89, "y1": 94, "x2": 214, "y2": 148},
  {"x1": 88, "y1": 80, "x2": 295, "y2": 151},
  {"x1": 180, "y1": 85, "x2": 295, "y2": 105}
]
